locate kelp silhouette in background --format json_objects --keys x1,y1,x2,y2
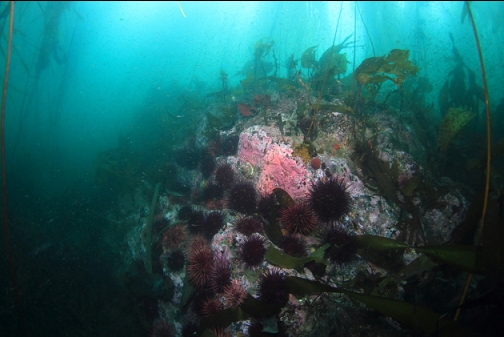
[{"x1": 438, "y1": 33, "x2": 485, "y2": 119}]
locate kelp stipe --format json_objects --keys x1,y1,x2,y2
[
  {"x1": 1, "y1": 2, "x2": 28, "y2": 334},
  {"x1": 454, "y1": 1, "x2": 493, "y2": 322}
]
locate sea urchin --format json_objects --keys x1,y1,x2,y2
[
  {"x1": 319, "y1": 224, "x2": 358, "y2": 265},
  {"x1": 234, "y1": 216, "x2": 263, "y2": 236},
  {"x1": 209, "y1": 248, "x2": 231, "y2": 293},
  {"x1": 309, "y1": 177, "x2": 351, "y2": 223},
  {"x1": 215, "y1": 163, "x2": 235, "y2": 189},
  {"x1": 239, "y1": 234, "x2": 266, "y2": 267},
  {"x1": 186, "y1": 236, "x2": 214, "y2": 288},
  {"x1": 279, "y1": 202, "x2": 318, "y2": 235},
  {"x1": 162, "y1": 224, "x2": 187, "y2": 250},
  {"x1": 222, "y1": 279, "x2": 247, "y2": 309},
  {"x1": 258, "y1": 269, "x2": 289, "y2": 307},
  {"x1": 227, "y1": 181, "x2": 257, "y2": 215}
]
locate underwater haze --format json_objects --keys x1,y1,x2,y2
[{"x1": 1, "y1": 1, "x2": 504, "y2": 337}]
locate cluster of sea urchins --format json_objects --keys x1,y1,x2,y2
[
  {"x1": 275, "y1": 176, "x2": 355, "y2": 267},
  {"x1": 179, "y1": 168, "x2": 354, "y2": 331},
  {"x1": 277, "y1": 176, "x2": 351, "y2": 234}
]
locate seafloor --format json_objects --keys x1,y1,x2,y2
[{"x1": 103, "y1": 75, "x2": 499, "y2": 337}]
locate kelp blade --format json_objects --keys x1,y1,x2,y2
[
  {"x1": 342, "y1": 291, "x2": 475, "y2": 337},
  {"x1": 417, "y1": 244, "x2": 503, "y2": 278},
  {"x1": 286, "y1": 276, "x2": 473, "y2": 336},
  {"x1": 265, "y1": 244, "x2": 328, "y2": 270},
  {"x1": 355, "y1": 235, "x2": 410, "y2": 252}
]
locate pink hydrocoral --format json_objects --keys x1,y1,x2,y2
[{"x1": 256, "y1": 144, "x2": 310, "y2": 199}]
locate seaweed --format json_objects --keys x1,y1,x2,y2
[
  {"x1": 253, "y1": 37, "x2": 275, "y2": 79},
  {"x1": 254, "y1": 37, "x2": 274, "y2": 61},
  {"x1": 142, "y1": 183, "x2": 160, "y2": 275},
  {"x1": 313, "y1": 33, "x2": 352, "y2": 74},
  {"x1": 265, "y1": 244, "x2": 329, "y2": 272},
  {"x1": 261, "y1": 188, "x2": 291, "y2": 247},
  {"x1": 175, "y1": 200, "x2": 504, "y2": 334},
  {"x1": 352, "y1": 141, "x2": 426, "y2": 245},
  {"x1": 292, "y1": 142, "x2": 315, "y2": 163},
  {"x1": 300, "y1": 45, "x2": 318, "y2": 70},
  {"x1": 318, "y1": 47, "x2": 349, "y2": 76},
  {"x1": 220, "y1": 69, "x2": 228, "y2": 97},
  {"x1": 354, "y1": 49, "x2": 419, "y2": 101},
  {"x1": 438, "y1": 35, "x2": 485, "y2": 117},
  {"x1": 438, "y1": 107, "x2": 475, "y2": 151}
]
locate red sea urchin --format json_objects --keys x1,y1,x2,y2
[
  {"x1": 279, "y1": 202, "x2": 318, "y2": 235},
  {"x1": 222, "y1": 279, "x2": 247, "y2": 309},
  {"x1": 209, "y1": 248, "x2": 231, "y2": 293},
  {"x1": 258, "y1": 269, "x2": 289, "y2": 307},
  {"x1": 200, "y1": 296, "x2": 223, "y2": 318},
  {"x1": 309, "y1": 177, "x2": 351, "y2": 223},
  {"x1": 210, "y1": 327, "x2": 233, "y2": 337},
  {"x1": 162, "y1": 224, "x2": 187, "y2": 250},
  {"x1": 150, "y1": 318, "x2": 174, "y2": 337},
  {"x1": 186, "y1": 236, "x2": 214, "y2": 288},
  {"x1": 239, "y1": 234, "x2": 266, "y2": 267},
  {"x1": 234, "y1": 216, "x2": 263, "y2": 236}
]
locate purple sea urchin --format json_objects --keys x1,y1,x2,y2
[
  {"x1": 181, "y1": 322, "x2": 199, "y2": 337},
  {"x1": 204, "y1": 211, "x2": 225, "y2": 240},
  {"x1": 258, "y1": 269, "x2": 289, "y2": 307},
  {"x1": 257, "y1": 193, "x2": 277, "y2": 218},
  {"x1": 309, "y1": 177, "x2": 351, "y2": 223},
  {"x1": 227, "y1": 181, "x2": 257, "y2": 215},
  {"x1": 239, "y1": 234, "x2": 266, "y2": 267},
  {"x1": 215, "y1": 163, "x2": 235, "y2": 189},
  {"x1": 279, "y1": 202, "x2": 318, "y2": 235},
  {"x1": 165, "y1": 249, "x2": 185, "y2": 272},
  {"x1": 202, "y1": 183, "x2": 224, "y2": 202},
  {"x1": 178, "y1": 205, "x2": 193, "y2": 221},
  {"x1": 280, "y1": 235, "x2": 308, "y2": 257},
  {"x1": 188, "y1": 210, "x2": 205, "y2": 234},
  {"x1": 200, "y1": 150, "x2": 216, "y2": 179},
  {"x1": 221, "y1": 135, "x2": 239, "y2": 156},
  {"x1": 319, "y1": 224, "x2": 357, "y2": 265},
  {"x1": 320, "y1": 223, "x2": 352, "y2": 246}
]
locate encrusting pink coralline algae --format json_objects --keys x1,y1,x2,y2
[{"x1": 238, "y1": 127, "x2": 311, "y2": 200}]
